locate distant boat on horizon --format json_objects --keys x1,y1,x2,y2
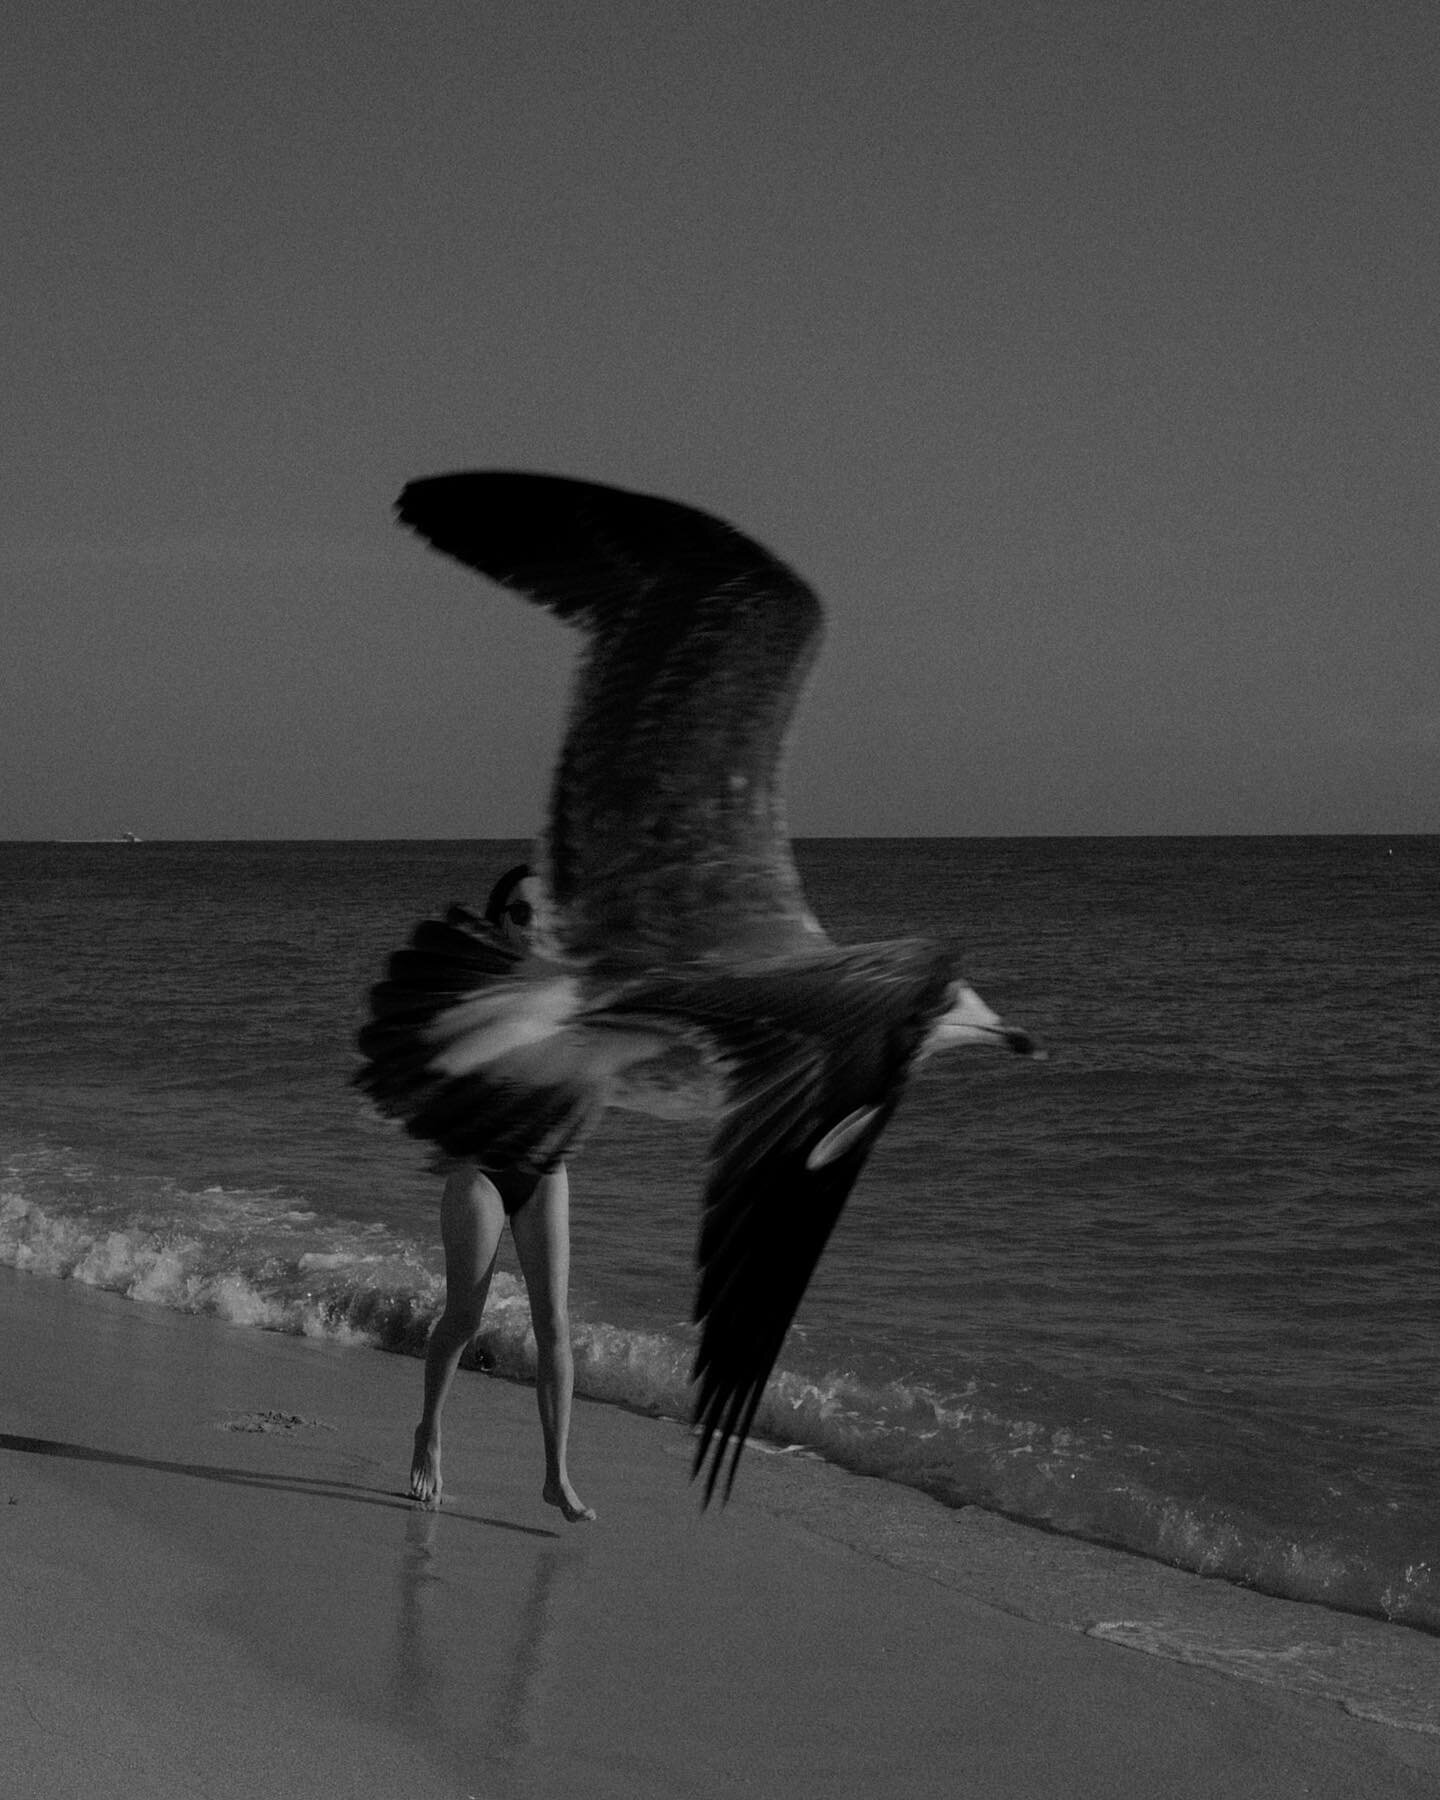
[{"x1": 50, "y1": 832, "x2": 146, "y2": 843}]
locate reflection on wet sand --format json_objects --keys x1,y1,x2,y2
[{"x1": 392, "y1": 1501, "x2": 584, "y2": 1787}]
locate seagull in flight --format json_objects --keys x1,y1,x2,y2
[{"x1": 356, "y1": 472, "x2": 1038, "y2": 1501}]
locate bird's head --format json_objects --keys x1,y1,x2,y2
[{"x1": 922, "y1": 981, "x2": 1040, "y2": 1059}]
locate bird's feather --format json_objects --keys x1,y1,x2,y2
[
  {"x1": 355, "y1": 912, "x2": 605, "y2": 1173},
  {"x1": 396, "y1": 473, "x2": 828, "y2": 966}
]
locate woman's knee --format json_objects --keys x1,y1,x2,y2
[
  {"x1": 528, "y1": 1303, "x2": 571, "y2": 1358},
  {"x1": 437, "y1": 1292, "x2": 486, "y2": 1343}
]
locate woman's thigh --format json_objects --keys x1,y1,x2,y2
[
  {"x1": 439, "y1": 1165, "x2": 508, "y2": 1299},
  {"x1": 508, "y1": 1167, "x2": 571, "y2": 1327}
]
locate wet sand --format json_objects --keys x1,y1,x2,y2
[{"x1": 2, "y1": 1264, "x2": 1436, "y2": 1799}]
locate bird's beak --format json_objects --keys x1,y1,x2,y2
[{"x1": 928, "y1": 984, "x2": 1042, "y2": 1058}]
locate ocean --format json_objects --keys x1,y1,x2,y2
[{"x1": 2, "y1": 836, "x2": 1437, "y2": 1725}]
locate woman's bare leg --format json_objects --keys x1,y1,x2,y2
[
  {"x1": 509, "y1": 1166, "x2": 596, "y2": 1522},
  {"x1": 409, "y1": 1165, "x2": 506, "y2": 1507}
]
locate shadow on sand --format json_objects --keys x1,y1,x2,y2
[{"x1": 0, "y1": 1430, "x2": 558, "y2": 1539}]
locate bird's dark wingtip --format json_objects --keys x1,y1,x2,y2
[{"x1": 690, "y1": 1438, "x2": 741, "y2": 1510}]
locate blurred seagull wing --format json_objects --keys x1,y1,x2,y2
[
  {"x1": 396, "y1": 472, "x2": 827, "y2": 963},
  {"x1": 356, "y1": 912, "x2": 613, "y2": 1172},
  {"x1": 611, "y1": 943, "x2": 956, "y2": 1502}
]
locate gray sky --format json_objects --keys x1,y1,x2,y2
[{"x1": 4, "y1": 0, "x2": 1436, "y2": 837}]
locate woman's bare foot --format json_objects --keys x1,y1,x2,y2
[
  {"x1": 410, "y1": 1425, "x2": 442, "y2": 1507},
  {"x1": 543, "y1": 1477, "x2": 596, "y2": 1522}
]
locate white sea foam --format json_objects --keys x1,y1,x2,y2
[{"x1": 1089, "y1": 1618, "x2": 1440, "y2": 1735}]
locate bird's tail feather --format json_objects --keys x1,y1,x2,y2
[{"x1": 355, "y1": 912, "x2": 606, "y2": 1173}]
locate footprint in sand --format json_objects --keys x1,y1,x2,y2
[{"x1": 211, "y1": 1411, "x2": 335, "y2": 1434}]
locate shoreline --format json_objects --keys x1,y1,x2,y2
[
  {"x1": 9, "y1": 1172, "x2": 1435, "y2": 1644},
  {"x1": 4, "y1": 1264, "x2": 1438, "y2": 1798},
  {"x1": 555, "y1": 1371, "x2": 1440, "y2": 1665}
]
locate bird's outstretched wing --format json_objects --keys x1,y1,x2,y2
[
  {"x1": 694, "y1": 1070, "x2": 900, "y2": 1504},
  {"x1": 609, "y1": 941, "x2": 957, "y2": 1502},
  {"x1": 396, "y1": 472, "x2": 828, "y2": 965},
  {"x1": 355, "y1": 911, "x2": 606, "y2": 1173}
]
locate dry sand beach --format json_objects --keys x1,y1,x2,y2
[{"x1": 3, "y1": 1264, "x2": 1437, "y2": 1800}]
